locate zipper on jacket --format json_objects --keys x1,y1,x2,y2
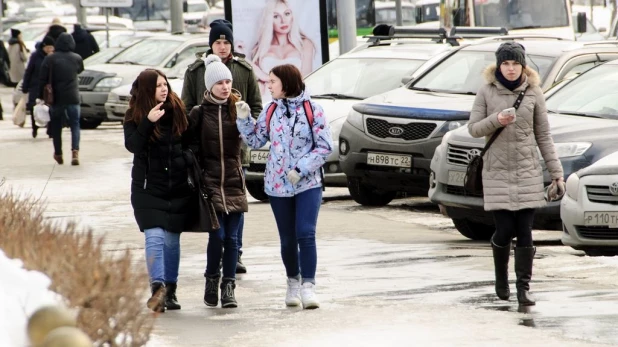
[{"x1": 218, "y1": 105, "x2": 229, "y2": 214}]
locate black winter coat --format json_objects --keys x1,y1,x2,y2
[
  {"x1": 38, "y1": 33, "x2": 84, "y2": 105},
  {"x1": 22, "y1": 44, "x2": 47, "y2": 107},
  {"x1": 71, "y1": 26, "x2": 99, "y2": 60},
  {"x1": 124, "y1": 103, "x2": 192, "y2": 233},
  {"x1": 46, "y1": 25, "x2": 67, "y2": 41}
]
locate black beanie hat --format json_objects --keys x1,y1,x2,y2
[
  {"x1": 41, "y1": 36, "x2": 55, "y2": 48},
  {"x1": 209, "y1": 19, "x2": 234, "y2": 48},
  {"x1": 495, "y1": 42, "x2": 526, "y2": 68},
  {"x1": 10, "y1": 28, "x2": 20, "y2": 38}
]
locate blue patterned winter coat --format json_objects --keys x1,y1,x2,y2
[{"x1": 236, "y1": 91, "x2": 333, "y2": 198}]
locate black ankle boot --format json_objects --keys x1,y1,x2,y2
[
  {"x1": 165, "y1": 282, "x2": 181, "y2": 310},
  {"x1": 204, "y1": 274, "x2": 220, "y2": 307},
  {"x1": 515, "y1": 246, "x2": 536, "y2": 306},
  {"x1": 221, "y1": 278, "x2": 237, "y2": 308},
  {"x1": 491, "y1": 236, "x2": 511, "y2": 300},
  {"x1": 236, "y1": 254, "x2": 247, "y2": 274},
  {"x1": 147, "y1": 282, "x2": 166, "y2": 313}
]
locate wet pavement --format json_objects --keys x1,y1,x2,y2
[{"x1": 1, "y1": 87, "x2": 618, "y2": 346}]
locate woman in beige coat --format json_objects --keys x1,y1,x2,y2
[
  {"x1": 7, "y1": 29, "x2": 27, "y2": 85},
  {"x1": 468, "y1": 42, "x2": 564, "y2": 306}
]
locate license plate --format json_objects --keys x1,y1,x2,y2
[
  {"x1": 584, "y1": 212, "x2": 618, "y2": 227},
  {"x1": 366, "y1": 152, "x2": 411, "y2": 168},
  {"x1": 447, "y1": 170, "x2": 467, "y2": 187},
  {"x1": 250, "y1": 150, "x2": 269, "y2": 164}
]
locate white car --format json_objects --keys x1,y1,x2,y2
[{"x1": 561, "y1": 151, "x2": 618, "y2": 256}]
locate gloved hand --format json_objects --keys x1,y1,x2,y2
[
  {"x1": 545, "y1": 177, "x2": 565, "y2": 202},
  {"x1": 287, "y1": 168, "x2": 301, "y2": 185},
  {"x1": 236, "y1": 101, "x2": 251, "y2": 119}
]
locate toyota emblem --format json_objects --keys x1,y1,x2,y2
[
  {"x1": 610, "y1": 182, "x2": 618, "y2": 196},
  {"x1": 467, "y1": 148, "x2": 482, "y2": 161},
  {"x1": 388, "y1": 127, "x2": 405, "y2": 136}
]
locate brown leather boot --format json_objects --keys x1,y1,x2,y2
[
  {"x1": 53, "y1": 154, "x2": 63, "y2": 165},
  {"x1": 71, "y1": 150, "x2": 79, "y2": 166}
]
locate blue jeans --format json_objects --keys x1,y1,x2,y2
[
  {"x1": 144, "y1": 227, "x2": 181, "y2": 284},
  {"x1": 238, "y1": 213, "x2": 244, "y2": 256},
  {"x1": 205, "y1": 212, "x2": 242, "y2": 279},
  {"x1": 269, "y1": 188, "x2": 322, "y2": 284},
  {"x1": 50, "y1": 104, "x2": 80, "y2": 155}
]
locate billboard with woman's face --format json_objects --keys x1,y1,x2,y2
[{"x1": 224, "y1": 0, "x2": 329, "y2": 102}]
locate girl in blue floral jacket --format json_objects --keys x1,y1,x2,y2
[{"x1": 236, "y1": 64, "x2": 332, "y2": 309}]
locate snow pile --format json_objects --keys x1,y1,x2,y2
[{"x1": 0, "y1": 249, "x2": 63, "y2": 346}]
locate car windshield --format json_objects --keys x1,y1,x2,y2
[
  {"x1": 375, "y1": 7, "x2": 416, "y2": 25},
  {"x1": 84, "y1": 47, "x2": 124, "y2": 66},
  {"x1": 305, "y1": 58, "x2": 424, "y2": 99},
  {"x1": 546, "y1": 64, "x2": 618, "y2": 119},
  {"x1": 108, "y1": 39, "x2": 182, "y2": 66},
  {"x1": 411, "y1": 50, "x2": 554, "y2": 94},
  {"x1": 167, "y1": 58, "x2": 195, "y2": 79},
  {"x1": 474, "y1": 0, "x2": 569, "y2": 30}
]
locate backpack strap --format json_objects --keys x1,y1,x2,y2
[
  {"x1": 265, "y1": 102, "x2": 278, "y2": 134},
  {"x1": 302, "y1": 100, "x2": 314, "y2": 128}
]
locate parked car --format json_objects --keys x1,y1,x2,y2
[
  {"x1": 77, "y1": 34, "x2": 210, "y2": 129},
  {"x1": 429, "y1": 59, "x2": 618, "y2": 240},
  {"x1": 340, "y1": 37, "x2": 618, "y2": 208},
  {"x1": 243, "y1": 29, "x2": 459, "y2": 201}
]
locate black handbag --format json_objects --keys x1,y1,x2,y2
[
  {"x1": 184, "y1": 149, "x2": 220, "y2": 232},
  {"x1": 464, "y1": 88, "x2": 527, "y2": 195}
]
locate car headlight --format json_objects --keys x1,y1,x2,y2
[
  {"x1": 433, "y1": 120, "x2": 467, "y2": 138},
  {"x1": 107, "y1": 92, "x2": 119, "y2": 103},
  {"x1": 346, "y1": 109, "x2": 364, "y2": 131},
  {"x1": 329, "y1": 117, "x2": 346, "y2": 141},
  {"x1": 565, "y1": 173, "x2": 579, "y2": 201},
  {"x1": 447, "y1": 120, "x2": 467, "y2": 131},
  {"x1": 94, "y1": 77, "x2": 123, "y2": 92},
  {"x1": 554, "y1": 142, "x2": 591, "y2": 158}
]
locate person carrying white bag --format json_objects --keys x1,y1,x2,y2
[{"x1": 33, "y1": 99, "x2": 50, "y2": 127}]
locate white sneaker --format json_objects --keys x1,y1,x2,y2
[
  {"x1": 300, "y1": 282, "x2": 320, "y2": 309},
  {"x1": 285, "y1": 277, "x2": 302, "y2": 307}
]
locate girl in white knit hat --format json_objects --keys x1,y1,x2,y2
[{"x1": 187, "y1": 55, "x2": 248, "y2": 308}]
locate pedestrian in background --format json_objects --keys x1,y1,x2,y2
[
  {"x1": 22, "y1": 36, "x2": 55, "y2": 138},
  {"x1": 468, "y1": 42, "x2": 564, "y2": 306},
  {"x1": 38, "y1": 33, "x2": 84, "y2": 165},
  {"x1": 236, "y1": 64, "x2": 332, "y2": 309},
  {"x1": 71, "y1": 23, "x2": 100, "y2": 60},
  {"x1": 182, "y1": 18, "x2": 262, "y2": 275},
  {"x1": 8, "y1": 28, "x2": 28, "y2": 86},
  {"x1": 46, "y1": 18, "x2": 67, "y2": 41},
  {"x1": 187, "y1": 55, "x2": 248, "y2": 309},
  {"x1": 124, "y1": 68, "x2": 192, "y2": 313}
]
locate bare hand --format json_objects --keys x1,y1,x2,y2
[
  {"x1": 497, "y1": 112, "x2": 515, "y2": 126},
  {"x1": 147, "y1": 102, "x2": 165, "y2": 122}
]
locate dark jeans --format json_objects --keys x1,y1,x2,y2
[
  {"x1": 492, "y1": 209, "x2": 536, "y2": 247},
  {"x1": 50, "y1": 104, "x2": 80, "y2": 155},
  {"x1": 238, "y1": 213, "x2": 244, "y2": 256},
  {"x1": 205, "y1": 212, "x2": 242, "y2": 279},
  {"x1": 26, "y1": 104, "x2": 38, "y2": 131},
  {"x1": 269, "y1": 188, "x2": 322, "y2": 283}
]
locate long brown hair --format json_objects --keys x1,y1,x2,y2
[{"x1": 124, "y1": 69, "x2": 187, "y2": 140}]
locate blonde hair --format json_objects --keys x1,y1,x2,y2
[{"x1": 251, "y1": 0, "x2": 312, "y2": 68}]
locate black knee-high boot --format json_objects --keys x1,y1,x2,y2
[
  {"x1": 491, "y1": 236, "x2": 511, "y2": 300},
  {"x1": 514, "y1": 246, "x2": 536, "y2": 306}
]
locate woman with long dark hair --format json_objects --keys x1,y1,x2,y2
[{"x1": 124, "y1": 69, "x2": 191, "y2": 313}]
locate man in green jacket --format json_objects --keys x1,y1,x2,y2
[{"x1": 182, "y1": 19, "x2": 262, "y2": 274}]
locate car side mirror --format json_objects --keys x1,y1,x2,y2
[
  {"x1": 576, "y1": 12, "x2": 587, "y2": 33},
  {"x1": 599, "y1": 26, "x2": 607, "y2": 33},
  {"x1": 401, "y1": 75, "x2": 414, "y2": 85}
]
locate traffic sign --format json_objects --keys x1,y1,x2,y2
[{"x1": 80, "y1": 0, "x2": 133, "y2": 7}]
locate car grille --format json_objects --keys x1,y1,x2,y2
[
  {"x1": 576, "y1": 225, "x2": 618, "y2": 239},
  {"x1": 248, "y1": 163, "x2": 266, "y2": 172},
  {"x1": 586, "y1": 185, "x2": 618, "y2": 205},
  {"x1": 444, "y1": 185, "x2": 483, "y2": 197},
  {"x1": 79, "y1": 76, "x2": 94, "y2": 86},
  {"x1": 447, "y1": 144, "x2": 480, "y2": 166},
  {"x1": 365, "y1": 117, "x2": 437, "y2": 141}
]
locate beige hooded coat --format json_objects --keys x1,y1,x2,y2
[{"x1": 468, "y1": 66, "x2": 563, "y2": 211}]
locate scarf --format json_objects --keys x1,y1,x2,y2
[{"x1": 495, "y1": 69, "x2": 523, "y2": 91}]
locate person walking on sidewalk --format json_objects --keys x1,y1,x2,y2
[
  {"x1": 468, "y1": 42, "x2": 564, "y2": 306},
  {"x1": 182, "y1": 19, "x2": 262, "y2": 274},
  {"x1": 124, "y1": 68, "x2": 192, "y2": 313},
  {"x1": 38, "y1": 33, "x2": 84, "y2": 165},
  {"x1": 22, "y1": 36, "x2": 55, "y2": 138},
  {"x1": 7, "y1": 28, "x2": 28, "y2": 86},
  {"x1": 187, "y1": 55, "x2": 248, "y2": 309},
  {"x1": 236, "y1": 64, "x2": 332, "y2": 309}
]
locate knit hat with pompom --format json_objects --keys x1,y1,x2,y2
[{"x1": 203, "y1": 54, "x2": 233, "y2": 92}]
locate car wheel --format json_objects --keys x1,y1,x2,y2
[
  {"x1": 246, "y1": 181, "x2": 268, "y2": 202},
  {"x1": 347, "y1": 177, "x2": 396, "y2": 206},
  {"x1": 452, "y1": 218, "x2": 495, "y2": 240},
  {"x1": 80, "y1": 118, "x2": 102, "y2": 129}
]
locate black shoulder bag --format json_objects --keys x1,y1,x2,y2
[{"x1": 464, "y1": 88, "x2": 527, "y2": 195}]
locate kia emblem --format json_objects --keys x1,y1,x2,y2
[{"x1": 388, "y1": 127, "x2": 404, "y2": 136}]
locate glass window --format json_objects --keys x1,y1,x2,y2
[
  {"x1": 420, "y1": 3, "x2": 440, "y2": 22},
  {"x1": 412, "y1": 51, "x2": 554, "y2": 94},
  {"x1": 375, "y1": 7, "x2": 417, "y2": 26},
  {"x1": 474, "y1": 0, "x2": 568, "y2": 30},
  {"x1": 169, "y1": 45, "x2": 209, "y2": 68},
  {"x1": 546, "y1": 65, "x2": 618, "y2": 119},
  {"x1": 109, "y1": 39, "x2": 183, "y2": 66},
  {"x1": 305, "y1": 58, "x2": 424, "y2": 99}
]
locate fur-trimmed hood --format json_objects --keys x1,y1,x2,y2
[{"x1": 482, "y1": 65, "x2": 541, "y2": 88}]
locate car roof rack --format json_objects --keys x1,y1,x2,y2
[
  {"x1": 449, "y1": 27, "x2": 509, "y2": 38},
  {"x1": 581, "y1": 41, "x2": 618, "y2": 47},
  {"x1": 477, "y1": 34, "x2": 567, "y2": 42},
  {"x1": 364, "y1": 25, "x2": 509, "y2": 47}
]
